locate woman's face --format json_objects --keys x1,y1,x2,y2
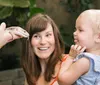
[{"x1": 31, "y1": 23, "x2": 55, "y2": 59}]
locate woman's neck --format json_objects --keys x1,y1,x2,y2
[{"x1": 39, "y1": 59, "x2": 48, "y2": 74}]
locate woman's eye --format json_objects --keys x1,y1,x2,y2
[
  {"x1": 33, "y1": 35, "x2": 40, "y2": 38},
  {"x1": 46, "y1": 34, "x2": 52, "y2": 37}
]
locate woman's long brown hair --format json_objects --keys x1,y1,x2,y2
[{"x1": 21, "y1": 13, "x2": 65, "y2": 85}]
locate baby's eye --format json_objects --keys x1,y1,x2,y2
[{"x1": 79, "y1": 29, "x2": 83, "y2": 32}]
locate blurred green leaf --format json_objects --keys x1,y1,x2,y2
[
  {"x1": 0, "y1": 0, "x2": 29, "y2": 8},
  {"x1": 29, "y1": 0, "x2": 36, "y2": 7},
  {"x1": 0, "y1": 0, "x2": 44, "y2": 27},
  {"x1": 0, "y1": 6, "x2": 13, "y2": 19},
  {"x1": 29, "y1": 7, "x2": 45, "y2": 17}
]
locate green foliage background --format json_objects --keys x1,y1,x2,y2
[{"x1": 0, "y1": 0, "x2": 44, "y2": 27}]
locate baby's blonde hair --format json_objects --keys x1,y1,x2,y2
[{"x1": 79, "y1": 9, "x2": 100, "y2": 34}]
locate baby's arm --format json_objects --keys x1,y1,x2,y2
[
  {"x1": 58, "y1": 45, "x2": 88, "y2": 85},
  {"x1": 59, "y1": 45, "x2": 86, "y2": 75}
]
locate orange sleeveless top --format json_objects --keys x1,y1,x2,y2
[{"x1": 50, "y1": 54, "x2": 68, "y2": 85}]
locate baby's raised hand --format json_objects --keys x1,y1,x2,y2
[{"x1": 69, "y1": 44, "x2": 86, "y2": 59}]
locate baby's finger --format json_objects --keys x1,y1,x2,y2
[
  {"x1": 70, "y1": 45, "x2": 74, "y2": 50},
  {"x1": 74, "y1": 44, "x2": 78, "y2": 49},
  {"x1": 70, "y1": 45, "x2": 75, "y2": 53},
  {"x1": 77, "y1": 45, "x2": 82, "y2": 51},
  {"x1": 69, "y1": 45, "x2": 77, "y2": 57},
  {"x1": 80, "y1": 46, "x2": 86, "y2": 52}
]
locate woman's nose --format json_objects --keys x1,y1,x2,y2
[{"x1": 40, "y1": 37, "x2": 46, "y2": 45}]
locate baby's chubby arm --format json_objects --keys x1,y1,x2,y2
[{"x1": 58, "y1": 44, "x2": 87, "y2": 85}]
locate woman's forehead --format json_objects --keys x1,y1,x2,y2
[{"x1": 38, "y1": 23, "x2": 53, "y2": 33}]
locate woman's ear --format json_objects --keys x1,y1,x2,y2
[{"x1": 95, "y1": 33, "x2": 100, "y2": 43}]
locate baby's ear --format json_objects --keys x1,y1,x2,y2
[{"x1": 95, "y1": 33, "x2": 100, "y2": 43}]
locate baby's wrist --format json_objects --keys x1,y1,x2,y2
[{"x1": 68, "y1": 55, "x2": 76, "y2": 59}]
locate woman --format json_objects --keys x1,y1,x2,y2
[{"x1": 21, "y1": 13, "x2": 85, "y2": 85}]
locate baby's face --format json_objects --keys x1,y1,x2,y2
[{"x1": 74, "y1": 16, "x2": 95, "y2": 51}]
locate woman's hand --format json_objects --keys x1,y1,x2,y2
[
  {"x1": 69, "y1": 44, "x2": 86, "y2": 59},
  {"x1": 0, "y1": 22, "x2": 29, "y2": 48}
]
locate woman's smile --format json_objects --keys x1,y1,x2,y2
[{"x1": 38, "y1": 47, "x2": 49, "y2": 51}]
